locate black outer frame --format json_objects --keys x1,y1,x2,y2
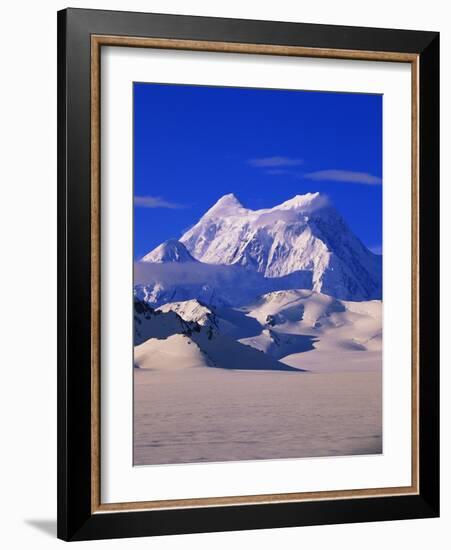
[{"x1": 57, "y1": 8, "x2": 439, "y2": 542}]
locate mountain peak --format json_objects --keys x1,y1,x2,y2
[
  {"x1": 276, "y1": 192, "x2": 328, "y2": 212},
  {"x1": 141, "y1": 239, "x2": 196, "y2": 263},
  {"x1": 216, "y1": 193, "x2": 242, "y2": 206},
  {"x1": 205, "y1": 193, "x2": 245, "y2": 217}
]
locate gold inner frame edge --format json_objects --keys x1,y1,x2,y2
[{"x1": 90, "y1": 35, "x2": 420, "y2": 514}]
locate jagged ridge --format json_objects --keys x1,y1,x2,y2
[{"x1": 177, "y1": 193, "x2": 381, "y2": 301}]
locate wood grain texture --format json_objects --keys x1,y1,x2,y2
[
  {"x1": 95, "y1": 485, "x2": 418, "y2": 513},
  {"x1": 90, "y1": 34, "x2": 420, "y2": 514},
  {"x1": 91, "y1": 35, "x2": 101, "y2": 514},
  {"x1": 91, "y1": 35, "x2": 418, "y2": 62}
]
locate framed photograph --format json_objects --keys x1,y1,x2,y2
[{"x1": 57, "y1": 8, "x2": 439, "y2": 541}]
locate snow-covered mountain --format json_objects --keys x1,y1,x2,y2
[
  {"x1": 141, "y1": 239, "x2": 196, "y2": 263},
  {"x1": 133, "y1": 297, "x2": 193, "y2": 345},
  {"x1": 134, "y1": 289, "x2": 382, "y2": 373},
  {"x1": 133, "y1": 297, "x2": 300, "y2": 372},
  {"x1": 150, "y1": 291, "x2": 382, "y2": 358},
  {"x1": 243, "y1": 289, "x2": 382, "y2": 354},
  {"x1": 178, "y1": 192, "x2": 381, "y2": 301},
  {"x1": 158, "y1": 299, "x2": 220, "y2": 335}
]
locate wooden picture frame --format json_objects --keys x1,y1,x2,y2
[{"x1": 57, "y1": 7, "x2": 439, "y2": 541}]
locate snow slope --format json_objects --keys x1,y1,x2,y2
[
  {"x1": 133, "y1": 298, "x2": 301, "y2": 372},
  {"x1": 134, "y1": 334, "x2": 210, "y2": 371},
  {"x1": 238, "y1": 289, "x2": 382, "y2": 372},
  {"x1": 155, "y1": 291, "x2": 382, "y2": 357},
  {"x1": 243, "y1": 289, "x2": 382, "y2": 354},
  {"x1": 137, "y1": 290, "x2": 382, "y2": 371}
]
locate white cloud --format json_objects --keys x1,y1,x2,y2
[
  {"x1": 303, "y1": 170, "x2": 382, "y2": 185},
  {"x1": 248, "y1": 156, "x2": 303, "y2": 168},
  {"x1": 134, "y1": 196, "x2": 185, "y2": 209}
]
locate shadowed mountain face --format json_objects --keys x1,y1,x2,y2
[
  {"x1": 139, "y1": 193, "x2": 382, "y2": 304},
  {"x1": 134, "y1": 287, "x2": 382, "y2": 373},
  {"x1": 133, "y1": 298, "x2": 302, "y2": 372}
]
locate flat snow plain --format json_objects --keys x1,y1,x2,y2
[
  {"x1": 134, "y1": 366, "x2": 381, "y2": 465},
  {"x1": 134, "y1": 291, "x2": 382, "y2": 465}
]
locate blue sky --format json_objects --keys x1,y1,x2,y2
[{"x1": 134, "y1": 83, "x2": 382, "y2": 259}]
